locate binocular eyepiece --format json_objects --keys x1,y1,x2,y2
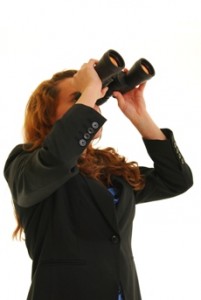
[{"x1": 95, "y1": 49, "x2": 155, "y2": 105}]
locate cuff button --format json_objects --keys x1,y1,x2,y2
[
  {"x1": 84, "y1": 133, "x2": 91, "y2": 140},
  {"x1": 92, "y1": 121, "x2": 99, "y2": 129},
  {"x1": 88, "y1": 127, "x2": 94, "y2": 134},
  {"x1": 79, "y1": 139, "x2": 87, "y2": 147}
]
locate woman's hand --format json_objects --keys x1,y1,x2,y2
[
  {"x1": 113, "y1": 82, "x2": 166, "y2": 140},
  {"x1": 113, "y1": 82, "x2": 147, "y2": 125},
  {"x1": 74, "y1": 59, "x2": 108, "y2": 108}
]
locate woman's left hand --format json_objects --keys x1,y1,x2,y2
[
  {"x1": 113, "y1": 82, "x2": 147, "y2": 126},
  {"x1": 113, "y1": 82, "x2": 166, "y2": 140}
]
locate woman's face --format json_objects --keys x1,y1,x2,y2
[
  {"x1": 54, "y1": 77, "x2": 102, "y2": 139},
  {"x1": 55, "y1": 77, "x2": 80, "y2": 120}
]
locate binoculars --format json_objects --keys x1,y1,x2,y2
[{"x1": 95, "y1": 49, "x2": 155, "y2": 105}]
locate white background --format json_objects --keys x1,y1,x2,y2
[{"x1": 0, "y1": 0, "x2": 201, "y2": 299}]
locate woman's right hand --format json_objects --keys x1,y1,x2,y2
[{"x1": 74, "y1": 59, "x2": 108, "y2": 108}]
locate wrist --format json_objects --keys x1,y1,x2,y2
[
  {"x1": 76, "y1": 86, "x2": 101, "y2": 108},
  {"x1": 132, "y1": 113, "x2": 166, "y2": 140}
]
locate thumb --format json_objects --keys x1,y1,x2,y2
[
  {"x1": 113, "y1": 91, "x2": 126, "y2": 110},
  {"x1": 102, "y1": 86, "x2": 109, "y2": 97}
]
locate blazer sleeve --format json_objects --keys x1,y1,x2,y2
[
  {"x1": 135, "y1": 129, "x2": 193, "y2": 204},
  {"x1": 4, "y1": 104, "x2": 106, "y2": 208}
]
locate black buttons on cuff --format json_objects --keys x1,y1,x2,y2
[
  {"x1": 79, "y1": 139, "x2": 87, "y2": 147},
  {"x1": 92, "y1": 121, "x2": 99, "y2": 129},
  {"x1": 83, "y1": 133, "x2": 90, "y2": 140},
  {"x1": 78, "y1": 121, "x2": 100, "y2": 147},
  {"x1": 88, "y1": 127, "x2": 94, "y2": 134}
]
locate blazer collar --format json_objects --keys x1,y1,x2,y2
[
  {"x1": 84, "y1": 175, "x2": 135, "y2": 233},
  {"x1": 85, "y1": 176, "x2": 119, "y2": 233},
  {"x1": 111, "y1": 176, "x2": 135, "y2": 226}
]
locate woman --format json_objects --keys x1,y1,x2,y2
[{"x1": 4, "y1": 58, "x2": 193, "y2": 300}]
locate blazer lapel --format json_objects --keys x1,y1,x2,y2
[
  {"x1": 111, "y1": 176, "x2": 135, "y2": 228},
  {"x1": 85, "y1": 177, "x2": 119, "y2": 233}
]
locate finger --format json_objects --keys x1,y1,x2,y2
[
  {"x1": 102, "y1": 86, "x2": 109, "y2": 96},
  {"x1": 113, "y1": 91, "x2": 121, "y2": 98},
  {"x1": 78, "y1": 59, "x2": 98, "y2": 70},
  {"x1": 88, "y1": 58, "x2": 99, "y2": 66},
  {"x1": 122, "y1": 68, "x2": 129, "y2": 74},
  {"x1": 138, "y1": 82, "x2": 147, "y2": 91},
  {"x1": 113, "y1": 91, "x2": 125, "y2": 108}
]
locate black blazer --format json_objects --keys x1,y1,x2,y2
[{"x1": 4, "y1": 104, "x2": 193, "y2": 300}]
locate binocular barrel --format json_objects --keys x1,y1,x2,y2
[
  {"x1": 95, "y1": 50, "x2": 155, "y2": 105},
  {"x1": 94, "y1": 49, "x2": 125, "y2": 87}
]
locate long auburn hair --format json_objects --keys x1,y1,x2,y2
[{"x1": 13, "y1": 69, "x2": 145, "y2": 239}]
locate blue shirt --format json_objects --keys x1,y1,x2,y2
[{"x1": 108, "y1": 186, "x2": 119, "y2": 206}]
